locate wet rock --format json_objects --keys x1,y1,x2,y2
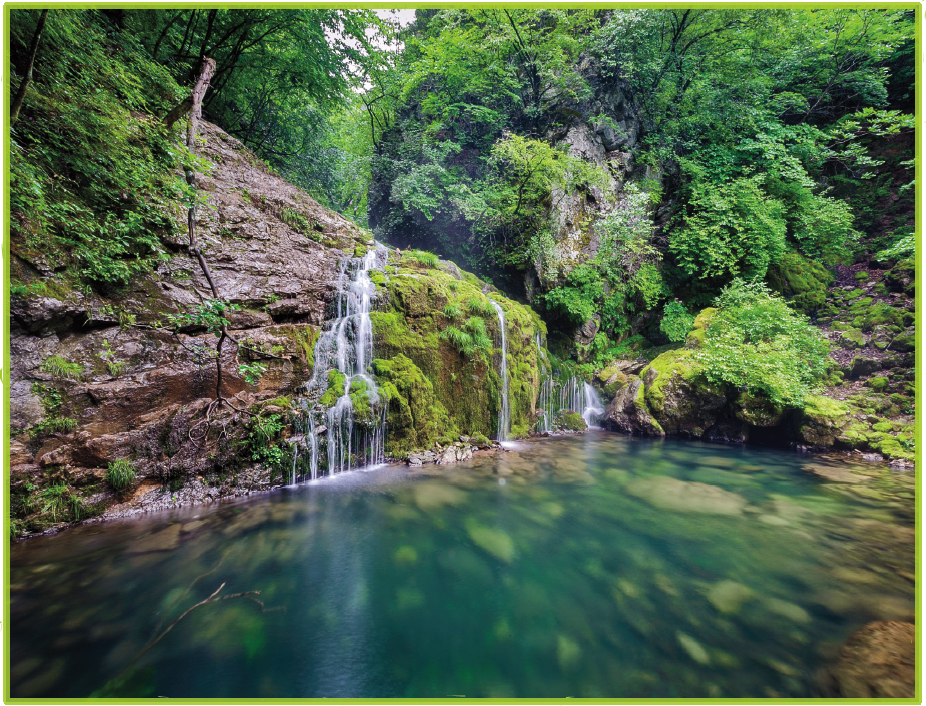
[
  {"x1": 803, "y1": 464, "x2": 871, "y2": 484},
  {"x1": 624, "y1": 476, "x2": 747, "y2": 515},
  {"x1": 465, "y1": 519, "x2": 515, "y2": 563},
  {"x1": 128, "y1": 523, "x2": 180, "y2": 553},
  {"x1": 676, "y1": 632, "x2": 711, "y2": 665},
  {"x1": 827, "y1": 621, "x2": 914, "y2": 698},
  {"x1": 604, "y1": 379, "x2": 664, "y2": 436},
  {"x1": 707, "y1": 580, "x2": 754, "y2": 614},
  {"x1": 412, "y1": 482, "x2": 467, "y2": 511}
]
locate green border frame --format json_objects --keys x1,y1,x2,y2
[{"x1": 2, "y1": 3, "x2": 921, "y2": 703}]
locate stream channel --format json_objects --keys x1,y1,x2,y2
[{"x1": 9, "y1": 432, "x2": 915, "y2": 698}]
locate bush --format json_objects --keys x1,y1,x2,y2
[
  {"x1": 106, "y1": 459, "x2": 137, "y2": 492},
  {"x1": 39, "y1": 484, "x2": 84, "y2": 522},
  {"x1": 659, "y1": 300, "x2": 695, "y2": 342},
  {"x1": 671, "y1": 175, "x2": 787, "y2": 282},
  {"x1": 696, "y1": 279, "x2": 830, "y2": 407},
  {"x1": 543, "y1": 264, "x2": 603, "y2": 324},
  {"x1": 440, "y1": 317, "x2": 493, "y2": 360}
]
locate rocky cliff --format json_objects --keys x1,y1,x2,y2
[{"x1": 10, "y1": 121, "x2": 545, "y2": 536}]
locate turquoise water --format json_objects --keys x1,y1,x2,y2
[{"x1": 10, "y1": 433, "x2": 915, "y2": 698}]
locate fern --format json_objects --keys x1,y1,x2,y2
[
  {"x1": 443, "y1": 302, "x2": 462, "y2": 319},
  {"x1": 408, "y1": 249, "x2": 440, "y2": 267},
  {"x1": 41, "y1": 356, "x2": 84, "y2": 381}
]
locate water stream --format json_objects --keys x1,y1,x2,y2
[
  {"x1": 9, "y1": 434, "x2": 914, "y2": 698},
  {"x1": 490, "y1": 300, "x2": 509, "y2": 442},
  {"x1": 293, "y1": 244, "x2": 388, "y2": 481},
  {"x1": 537, "y1": 376, "x2": 606, "y2": 431}
]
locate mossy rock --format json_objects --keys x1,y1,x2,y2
[
  {"x1": 892, "y1": 333, "x2": 916, "y2": 353},
  {"x1": 854, "y1": 304, "x2": 904, "y2": 333},
  {"x1": 734, "y1": 392, "x2": 785, "y2": 427},
  {"x1": 372, "y1": 262, "x2": 544, "y2": 441},
  {"x1": 765, "y1": 252, "x2": 834, "y2": 314},
  {"x1": 838, "y1": 328, "x2": 866, "y2": 350},
  {"x1": 554, "y1": 410, "x2": 587, "y2": 432},
  {"x1": 865, "y1": 377, "x2": 890, "y2": 393},
  {"x1": 883, "y1": 259, "x2": 915, "y2": 296},
  {"x1": 798, "y1": 395, "x2": 853, "y2": 447},
  {"x1": 853, "y1": 271, "x2": 869, "y2": 282},
  {"x1": 639, "y1": 349, "x2": 726, "y2": 437},
  {"x1": 373, "y1": 355, "x2": 446, "y2": 456}
]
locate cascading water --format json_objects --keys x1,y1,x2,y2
[
  {"x1": 490, "y1": 300, "x2": 509, "y2": 442},
  {"x1": 536, "y1": 374, "x2": 606, "y2": 432},
  {"x1": 292, "y1": 244, "x2": 389, "y2": 481}
]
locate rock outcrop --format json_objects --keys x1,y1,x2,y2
[{"x1": 9, "y1": 121, "x2": 546, "y2": 535}]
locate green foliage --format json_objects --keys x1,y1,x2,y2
[
  {"x1": 443, "y1": 302, "x2": 462, "y2": 319},
  {"x1": 440, "y1": 316, "x2": 494, "y2": 361},
  {"x1": 238, "y1": 362, "x2": 268, "y2": 385},
  {"x1": 543, "y1": 264, "x2": 603, "y2": 325},
  {"x1": 660, "y1": 301, "x2": 695, "y2": 343},
  {"x1": 167, "y1": 299, "x2": 240, "y2": 337},
  {"x1": 41, "y1": 356, "x2": 84, "y2": 381},
  {"x1": 465, "y1": 296, "x2": 496, "y2": 317},
  {"x1": 39, "y1": 484, "x2": 85, "y2": 522},
  {"x1": 106, "y1": 459, "x2": 137, "y2": 492},
  {"x1": 243, "y1": 413, "x2": 291, "y2": 475},
  {"x1": 407, "y1": 249, "x2": 440, "y2": 268},
  {"x1": 671, "y1": 175, "x2": 787, "y2": 282},
  {"x1": 696, "y1": 279, "x2": 830, "y2": 407},
  {"x1": 9, "y1": 10, "x2": 196, "y2": 285}
]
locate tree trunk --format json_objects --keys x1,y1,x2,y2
[{"x1": 10, "y1": 9, "x2": 48, "y2": 125}]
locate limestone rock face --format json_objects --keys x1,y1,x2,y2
[{"x1": 828, "y1": 621, "x2": 914, "y2": 698}]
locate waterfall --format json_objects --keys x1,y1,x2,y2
[
  {"x1": 293, "y1": 243, "x2": 389, "y2": 481},
  {"x1": 582, "y1": 382, "x2": 606, "y2": 428},
  {"x1": 535, "y1": 374, "x2": 605, "y2": 432},
  {"x1": 490, "y1": 300, "x2": 509, "y2": 442}
]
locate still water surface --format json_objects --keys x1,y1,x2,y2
[{"x1": 10, "y1": 433, "x2": 915, "y2": 698}]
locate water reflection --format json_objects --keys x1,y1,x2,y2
[{"x1": 10, "y1": 433, "x2": 914, "y2": 697}]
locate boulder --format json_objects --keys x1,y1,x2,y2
[
  {"x1": 604, "y1": 379, "x2": 664, "y2": 436},
  {"x1": 827, "y1": 621, "x2": 914, "y2": 698},
  {"x1": 640, "y1": 349, "x2": 727, "y2": 436}
]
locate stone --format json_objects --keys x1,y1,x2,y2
[
  {"x1": 465, "y1": 519, "x2": 515, "y2": 563},
  {"x1": 604, "y1": 379, "x2": 664, "y2": 436},
  {"x1": 850, "y1": 356, "x2": 882, "y2": 379},
  {"x1": 624, "y1": 476, "x2": 747, "y2": 516},
  {"x1": 706, "y1": 580, "x2": 754, "y2": 615},
  {"x1": 128, "y1": 523, "x2": 180, "y2": 553},
  {"x1": 557, "y1": 634, "x2": 582, "y2": 671},
  {"x1": 412, "y1": 482, "x2": 467, "y2": 511},
  {"x1": 828, "y1": 621, "x2": 914, "y2": 698},
  {"x1": 803, "y1": 464, "x2": 870, "y2": 484},
  {"x1": 676, "y1": 632, "x2": 711, "y2": 665}
]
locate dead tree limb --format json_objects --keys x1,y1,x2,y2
[{"x1": 11, "y1": 9, "x2": 48, "y2": 125}]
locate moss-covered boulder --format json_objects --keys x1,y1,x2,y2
[
  {"x1": 555, "y1": 410, "x2": 587, "y2": 431},
  {"x1": 838, "y1": 328, "x2": 867, "y2": 350},
  {"x1": 639, "y1": 349, "x2": 727, "y2": 437},
  {"x1": 604, "y1": 379, "x2": 664, "y2": 436},
  {"x1": 797, "y1": 395, "x2": 853, "y2": 446},
  {"x1": 371, "y1": 254, "x2": 544, "y2": 443},
  {"x1": 733, "y1": 391, "x2": 785, "y2": 427},
  {"x1": 372, "y1": 355, "x2": 445, "y2": 456},
  {"x1": 685, "y1": 307, "x2": 717, "y2": 349},
  {"x1": 766, "y1": 252, "x2": 835, "y2": 314},
  {"x1": 883, "y1": 259, "x2": 915, "y2": 296}
]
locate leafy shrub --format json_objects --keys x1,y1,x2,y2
[
  {"x1": 106, "y1": 459, "x2": 137, "y2": 492},
  {"x1": 243, "y1": 413, "x2": 291, "y2": 475},
  {"x1": 660, "y1": 300, "x2": 695, "y2": 342},
  {"x1": 543, "y1": 264, "x2": 603, "y2": 324},
  {"x1": 671, "y1": 175, "x2": 787, "y2": 282},
  {"x1": 696, "y1": 279, "x2": 830, "y2": 407}
]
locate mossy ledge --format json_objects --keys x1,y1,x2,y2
[{"x1": 371, "y1": 253, "x2": 546, "y2": 454}]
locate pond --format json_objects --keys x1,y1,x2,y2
[{"x1": 9, "y1": 432, "x2": 915, "y2": 698}]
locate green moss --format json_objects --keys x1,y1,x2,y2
[
  {"x1": 866, "y1": 377, "x2": 890, "y2": 392},
  {"x1": 640, "y1": 349, "x2": 703, "y2": 415},
  {"x1": 855, "y1": 303, "x2": 904, "y2": 332},
  {"x1": 853, "y1": 271, "x2": 869, "y2": 282},
  {"x1": 765, "y1": 252, "x2": 835, "y2": 314},
  {"x1": 318, "y1": 370, "x2": 346, "y2": 407},
  {"x1": 555, "y1": 410, "x2": 587, "y2": 431},
  {"x1": 373, "y1": 355, "x2": 446, "y2": 455},
  {"x1": 839, "y1": 328, "x2": 866, "y2": 349}
]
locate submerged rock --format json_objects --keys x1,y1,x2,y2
[
  {"x1": 624, "y1": 476, "x2": 747, "y2": 516},
  {"x1": 707, "y1": 580, "x2": 754, "y2": 615},
  {"x1": 826, "y1": 621, "x2": 914, "y2": 698}
]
